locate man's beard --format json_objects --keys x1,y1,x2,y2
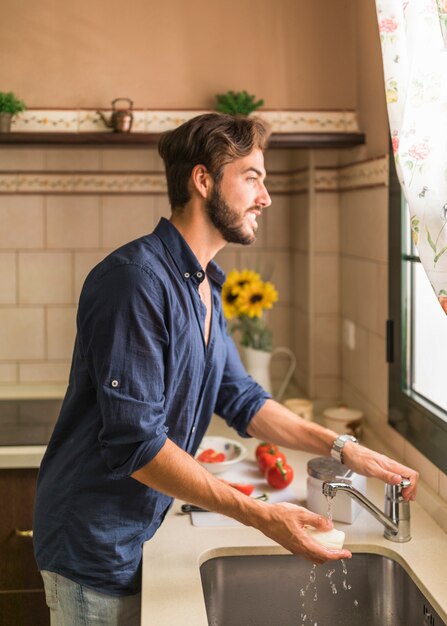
[{"x1": 205, "y1": 184, "x2": 258, "y2": 245}]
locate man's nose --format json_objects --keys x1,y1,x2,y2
[{"x1": 257, "y1": 184, "x2": 272, "y2": 208}]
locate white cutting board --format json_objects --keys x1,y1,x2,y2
[{"x1": 189, "y1": 458, "x2": 305, "y2": 527}]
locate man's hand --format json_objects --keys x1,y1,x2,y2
[
  {"x1": 248, "y1": 399, "x2": 419, "y2": 502},
  {"x1": 132, "y1": 439, "x2": 350, "y2": 564},
  {"x1": 255, "y1": 502, "x2": 352, "y2": 565},
  {"x1": 341, "y1": 442, "x2": 419, "y2": 501}
]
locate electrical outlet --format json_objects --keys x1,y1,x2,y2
[{"x1": 343, "y1": 319, "x2": 356, "y2": 350}]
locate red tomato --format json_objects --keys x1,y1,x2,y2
[
  {"x1": 197, "y1": 448, "x2": 226, "y2": 463},
  {"x1": 255, "y1": 442, "x2": 279, "y2": 460},
  {"x1": 257, "y1": 450, "x2": 287, "y2": 474},
  {"x1": 228, "y1": 482, "x2": 255, "y2": 496},
  {"x1": 266, "y1": 459, "x2": 294, "y2": 489},
  {"x1": 218, "y1": 479, "x2": 255, "y2": 496}
]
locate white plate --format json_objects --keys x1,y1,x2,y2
[{"x1": 195, "y1": 436, "x2": 247, "y2": 474}]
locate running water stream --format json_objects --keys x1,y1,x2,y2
[
  {"x1": 326, "y1": 494, "x2": 333, "y2": 522},
  {"x1": 298, "y1": 496, "x2": 359, "y2": 625},
  {"x1": 298, "y1": 559, "x2": 359, "y2": 625}
]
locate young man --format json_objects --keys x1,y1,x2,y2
[{"x1": 33, "y1": 113, "x2": 418, "y2": 626}]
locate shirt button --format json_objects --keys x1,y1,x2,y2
[
  {"x1": 196, "y1": 272, "x2": 203, "y2": 279},
  {"x1": 111, "y1": 379, "x2": 119, "y2": 388},
  {"x1": 184, "y1": 272, "x2": 190, "y2": 279},
  {"x1": 191, "y1": 426, "x2": 196, "y2": 434}
]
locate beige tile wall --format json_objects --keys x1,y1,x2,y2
[
  {"x1": 340, "y1": 184, "x2": 389, "y2": 425},
  {"x1": 0, "y1": 252, "x2": 16, "y2": 304},
  {"x1": 290, "y1": 151, "x2": 342, "y2": 400},
  {"x1": 0, "y1": 148, "x2": 168, "y2": 388}
]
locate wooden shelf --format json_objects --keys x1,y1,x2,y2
[
  {"x1": 267, "y1": 132, "x2": 365, "y2": 149},
  {"x1": 0, "y1": 131, "x2": 365, "y2": 149}
]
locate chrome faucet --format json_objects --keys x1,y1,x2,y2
[{"x1": 322, "y1": 478, "x2": 411, "y2": 542}]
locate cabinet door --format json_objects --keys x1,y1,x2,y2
[
  {"x1": 0, "y1": 468, "x2": 42, "y2": 590},
  {"x1": 0, "y1": 591, "x2": 49, "y2": 626},
  {"x1": 0, "y1": 468, "x2": 49, "y2": 625}
]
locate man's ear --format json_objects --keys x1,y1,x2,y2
[{"x1": 191, "y1": 164, "x2": 212, "y2": 199}]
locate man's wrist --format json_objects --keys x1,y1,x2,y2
[{"x1": 330, "y1": 434, "x2": 359, "y2": 464}]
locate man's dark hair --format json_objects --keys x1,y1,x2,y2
[{"x1": 158, "y1": 113, "x2": 271, "y2": 212}]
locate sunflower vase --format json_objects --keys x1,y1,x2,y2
[{"x1": 222, "y1": 269, "x2": 296, "y2": 401}]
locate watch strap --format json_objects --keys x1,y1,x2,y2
[{"x1": 330, "y1": 434, "x2": 358, "y2": 464}]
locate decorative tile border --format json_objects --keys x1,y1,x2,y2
[
  {"x1": 337, "y1": 155, "x2": 389, "y2": 190},
  {"x1": 266, "y1": 168, "x2": 310, "y2": 193},
  {"x1": 0, "y1": 157, "x2": 388, "y2": 194},
  {"x1": 144, "y1": 111, "x2": 210, "y2": 133},
  {"x1": 0, "y1": 174, "x2": 19, "y2": 193},
  {"x1": 12, "y1": 110, "x2": 80, "y2": 132},
  {"x1": 10, "y1": 109, "x2": 360, "y2": 134},
  {"x1": 0, "y1": 172, "x2": 167, "y2": 194},
  {"x1": 262, "y1": 110, "x2": 359, "y2": 133},
  {"x1": 314, "y1": 156, "x2": 389, "y2": 191},
  {"x1": 314, "y1": 169, "x2": 339, "y2": 191},
  {"x1": 0, "y1": 171, "x2": 305, "y2": 194}
]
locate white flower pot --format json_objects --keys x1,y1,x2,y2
[{"x1": 240, "y1": 345, "x2": 296, "y2": 402}]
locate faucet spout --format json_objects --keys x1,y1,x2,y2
[{"x1": 322, "y1": 479, "x2": 411, "y2": 543}]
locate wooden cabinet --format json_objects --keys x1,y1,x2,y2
[{"x1": 0, "y1": 468, "x2": 49, "y2": 626}]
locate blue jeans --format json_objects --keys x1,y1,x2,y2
[{"x1": 41, "y1": 570, "x2": 141, "y2": 626}]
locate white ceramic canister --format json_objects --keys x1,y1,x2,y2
[
  {"x1": 306, "y1": 456, "x2": 366, "y2": 524},
  {"x1": 283, "y1": 397, "x2": 313, "y2": 421},
  {"x1": 322, "y1": 405, "x2": 363, "y2": 438}
]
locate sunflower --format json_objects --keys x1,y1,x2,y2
[
  {"x1": 222, "y1": 282, "x2": 240, "y2": 320},
  {"x1": 225, "y1": 269, "x2": 261, "y2": 294},
  {"x1": 222, "y1": 268, "x2": 279, "y2": 349},
  {"x1": 237, "y1": 280, "x2": 278, "y2": 318}
]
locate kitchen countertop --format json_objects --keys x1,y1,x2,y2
[
  {"x1": 0, "y1": 445, "x2": 46, "y2": 469},
  {"x1": 141, "y1": 418, "x2": 447, "y2": 625}
]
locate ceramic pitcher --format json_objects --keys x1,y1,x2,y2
[{"x1": 241, "y1": 346, "x2": 296, "y2": 402}]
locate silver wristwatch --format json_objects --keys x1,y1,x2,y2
[{"x1": 330, "y1": 434, "x2": 358, "y2": 464}]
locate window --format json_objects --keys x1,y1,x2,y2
[
  {"x1": 388, "y1": 153, "x2": 447, "y2": 473},
  {"x1": 412, "y1": 263, "x2": 447, "y2": 412}
]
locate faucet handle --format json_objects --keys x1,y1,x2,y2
[
  {"x1": 385, "y1": 478, "x2": 411, "y2": 500},
  {"x1": 384, "y1": 478, "x2": 411, "y2": 542}
]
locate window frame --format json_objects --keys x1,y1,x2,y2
[{"x1": 388, "y1": 151, "x2": 447, "y2": 473}]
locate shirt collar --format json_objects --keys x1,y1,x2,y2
[{"x1": 153, "y1": 218, "x2": 226, "y2": 287}]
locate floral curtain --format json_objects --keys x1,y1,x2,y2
[{"x1": 375, "y1": 0, "x2": 447, "y2": 314}]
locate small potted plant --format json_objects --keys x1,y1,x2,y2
[
  {"x1": 215, "y1": 90, "x2": 264, "y2": 116},
  {"x1": 0, "y1": 91, "x2": 26, "y2": 132}
]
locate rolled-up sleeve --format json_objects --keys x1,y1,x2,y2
[
  {"x1": 214, "y1": 331, "x2": 270, "y2": 438},
  {"x1": 78, "y1": 262, "x2": 169, "y2": 478}
]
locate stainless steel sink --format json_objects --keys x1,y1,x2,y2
[{"x1": 200, "y1": 552, "x2": 445, "y2": 626}]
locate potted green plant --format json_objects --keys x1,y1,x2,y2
[
  {"x1": 215, "y1": 90, "x2": 264, "y2": 116},
  {"x1": 0, "y1": 91, "x2": 26, "y2": 132}
]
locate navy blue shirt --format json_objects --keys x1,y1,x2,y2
[{"x1": 33, "y1": 218, "x2": 269, "y2": 596}]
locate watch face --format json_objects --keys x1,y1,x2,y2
[{"x1": 340, "y1": 434, "x2": 357, "y2": 444}]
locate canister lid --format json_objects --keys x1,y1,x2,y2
[
  {"x1": 307, "y1": 456, "x2": 353, "y2": 480},
  {"x1": 322, "y1": 406, "x2": 363, "y2": 422}
]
